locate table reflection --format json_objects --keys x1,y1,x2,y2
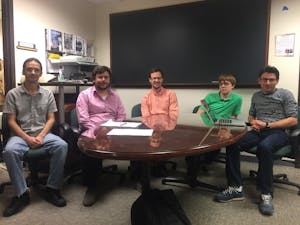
[{"x1": 142, "y1": 114, "x2": 178, "y2": 148}]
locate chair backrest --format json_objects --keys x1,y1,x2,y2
[
  {"x1": 131, "y1": 103, "x2": 142, "y2": 117},
  {"x1": 192, "y1": 105, "x2": 200, "y2": 114},
  {"x1": 70, "y1": 108, "x2": 79, "y2": 128},
  {"x1": 1, "y1": 113, "x2": 10, "y2": 146}
]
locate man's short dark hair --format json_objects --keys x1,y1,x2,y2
[
  {"x1": 148, "y1": 68, "x2": 164, "y2": 79},
  {"x1": 259, "y1": 65, "x2": 280, "y2": 80},
  {"x1": 92, "y1": 66, "x2": 112, "y2": 80},
  {"x1": 22, "y1": 58, "x2": 42, "y2": 74}
]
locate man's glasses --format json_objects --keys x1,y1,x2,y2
[
  {"x1": 25, "y1": 67, "x2": 41, "y2": 73},
  {"x1": 260, "y1": 78, "x2": 277, "y2": 83},
  {"x1": 219, "y1": 81, "x2": 231, "y2": 86}
]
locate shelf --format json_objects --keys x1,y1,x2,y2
[{"x1": 48, "y1": 59, "x2": 97, "y2": 66}]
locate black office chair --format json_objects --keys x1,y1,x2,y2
[
  {"x1": 60, "y1": 108, "x2": 126, "y2": 184},
  {"x1": 192, "y1": 105, "x2": 200, "y2": 113},
  {"x1": 130, "y1": 103, "x2": 177, "y2": 177},
  {"x1": 243, "y1": 107, "x2": 300, "y2": 195}
]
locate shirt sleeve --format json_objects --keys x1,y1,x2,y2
[
  {"x1": 233, "y1": 95, "x2": 242, "y2": 116},
  {"x1": 115, "y1": 95, "x2": 126, "y2": 121},
  {"x1": 141, "y1": 93, "x2": 151, "y2": 117},
  {"x1": 76, "y1": 91, "x2": 94, "y2": 132},
  {"x1": 168, "y1": 91, "x2": 179, "y2": 117}
]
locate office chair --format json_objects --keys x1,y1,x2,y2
[
  {"x1": 243, "y1": 107, "x2": 300, "y2": 195},
  {"x1": 0, "y1": 113, "x2": 54, "y2": 193},
  {"x1": 192, "y1": 105, "x2": 200, "y2": 113},
  {"x1": 60, "y1": 108, "x2": 126, "y2": 184},
  {"x1": 130, "y1": 103, "x2": 177, "y2": 177},
  {"x1": 161, "y1": 105, "x2": 224, "y2": 192}
]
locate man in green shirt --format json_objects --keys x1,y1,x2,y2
[
  {"x1": 187, "y1": 73, "x2": 243, "y2": 183},
  {"x1": 197, "y1": 74, "x2": 242, "y2": 125}
]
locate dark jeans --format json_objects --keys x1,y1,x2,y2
[
  {"x1": 226, "y1": 129, "x2": 289, "y2": 194},
  {"x1": 81, "y1": 154, "x2": 102, "y2": 187}
]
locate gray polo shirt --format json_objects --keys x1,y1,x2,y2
[
  {"x1": 3, "y1": 84, "x2": 57, "y2": 136},
  {"x1": 249, "y1": 88, "x2": 297, "y2": 123}
]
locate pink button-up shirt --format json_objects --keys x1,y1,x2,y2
[
  {"x1": 141, "y1": 87, "x2": 178, "y2": 117},
  {"x1": 76, "y1": 86, "x2": 126, "y2": 137}
]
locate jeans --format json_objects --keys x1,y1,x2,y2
[
  {"x1": 225, "y1": 129, "x2": 289, "y2": 194},
  {"x1": 3, "y1": 133, "x2": 68, "y2": 197}
]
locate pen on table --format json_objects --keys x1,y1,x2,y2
[{"x1": 120, "y1": 122, "x2": 127, "y2": 127}]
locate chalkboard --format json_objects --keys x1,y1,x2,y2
[{"x1": 110, "y1": 0, "x2": 269, "y2": 87}]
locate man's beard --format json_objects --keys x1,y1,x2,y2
[{"x1": 95, "y1": 84, "x2": 109, "y2": 91}]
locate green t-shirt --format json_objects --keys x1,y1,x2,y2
[{"x1": 199, "y1": 92, "x2": 242, "y2": 126}]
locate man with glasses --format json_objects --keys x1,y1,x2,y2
[
  {"x1": 186, "y1": 74, "x2": 242, "y2": 185},
  {"x1": 196, "y1": 74, "x2": 242, "y2": 122},
  {"x1": 215, "y1": 66, "x2": 298, "y2": 216},
  {"x1": 2, "y1": 58, "x2": 68, "y2": 217}
]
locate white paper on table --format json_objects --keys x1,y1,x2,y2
[
  {"x1": 100, "y1": 119, "x2": 141, "y2": 128},
  {"x1": 107, "y1": 128, "x2": 153, "y2": 136}
]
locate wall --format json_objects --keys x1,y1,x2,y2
[
  {"x1": 93, "y1": 0, "x2": 300, "y2": 119},
  {"x1": 13, "y1": 0, "x2": 96, "y2": 84}
]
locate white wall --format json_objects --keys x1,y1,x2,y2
[
  {"x1": 12, "y1": 0, "x2": 300, "y2": 120},
  {"x1": 13, "y1": 0, "x2": 96, "y2": 82},
  {"x1": 92, "y1": 0, "x2": 300, "y2": 119}
]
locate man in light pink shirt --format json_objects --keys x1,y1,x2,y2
[
  {"x1": 141, "y1": 68, "x2": 178, "y2": 117},
  {"x1": 76, "y1": 65, "x2": 126, "y2": 207},
  {"x1": 133, "y1": 68, "x2": 178, "y2": 178}
]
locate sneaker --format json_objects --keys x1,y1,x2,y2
[
  {"x1": 214, "y1": 186, "x2": 245, "y2": 202},
  {"x1": 83, "y1": 186, "x2": 98, "y2": 207},
  {"x1": 259, "y1": 194, "x2": 274, "y2": 216},
  {"x1": 3, "y1": 191, "x2": 30, "y2": 217},
  {"x1": 44, "y1": 187, "x2": 67, "y2": 207}
]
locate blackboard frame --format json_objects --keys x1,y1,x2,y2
[{"x1": 110, "y1": 0, "x2": 270, "y2": 88}]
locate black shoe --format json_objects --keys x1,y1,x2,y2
[
  {"x1": 3, "y1": 191, "x2": 30, "y2": 217},
  {"x1": 44, "y1": 187, "x2": 66, "y2": 207}
]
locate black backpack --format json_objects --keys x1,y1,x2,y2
[{"x1": 131, "y1": 189, "x2": 192, "y2": 225}]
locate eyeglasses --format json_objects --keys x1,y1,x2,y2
[
  {"x1": 25, "y1": 67, "x2": 41, "y2": 73},
  {"x1": 260, "y1": 78, "x2": 277, "y2": 83},
  {"x1": 219, "y1": 81, "x2": 231, "y2": 86}
]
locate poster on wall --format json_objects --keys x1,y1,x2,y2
[
  {"x1": 63, "y1": 33, "x2": 75, "y2": 54},
  {"x1": 75, "y1": 36, "x2": 87, "y2": 56},
  {"x1": 45, "y1": 29, "x2": 63, "y2": 52},
  {"x1": 275, "y1": 33, "x2": 295, "y2": 57}
]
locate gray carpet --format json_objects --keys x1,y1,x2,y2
[{"x1": 0, "y1": 158, "x2": 299, "y2": 225}]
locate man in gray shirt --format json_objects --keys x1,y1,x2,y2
[
  {"x1": 214, "y1": 66, "x2": 298, "y2": 216},
  {"x1": 2, "y1": 58, "x2": 68, "y2": 217}
]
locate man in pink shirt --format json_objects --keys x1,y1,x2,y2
[
  {"x1": 141, "y1": 68, "x2": 178, "y2": 117},
  {"x1": 76, "y1": 65, "x2": 126, "y2": 206}
]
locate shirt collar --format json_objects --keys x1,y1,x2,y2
[
  {"x1": 92, "y1": 86, "x2": 113, "y2": 96},
  {"x1": 219, "y1": 92, "x2": 232, "y2": 101},
  {"x1": 20, "y1": 84, "x2": 42, "y2": 95},
  {"x1": 151, "y1": 87, "x2": 166, "y2": 96}
]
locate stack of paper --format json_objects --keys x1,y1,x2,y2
[{"x1": 100, "y1": 119, "x2": 141, "y2": 128}]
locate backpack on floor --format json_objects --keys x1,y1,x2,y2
[{"x1": 131, "y1": 189, "x2": 192, "y2": 225}]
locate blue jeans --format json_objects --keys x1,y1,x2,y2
[
  {"x1": 3, "y1": 133, "x2": 68, "y2": 197},
  {"x1": 225, "y1": 129, "x2": 289, "y2": 194}
]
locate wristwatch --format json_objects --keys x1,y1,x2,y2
[{"x1": 265, "y1": 122, "x2": 271, "y2": 129}]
